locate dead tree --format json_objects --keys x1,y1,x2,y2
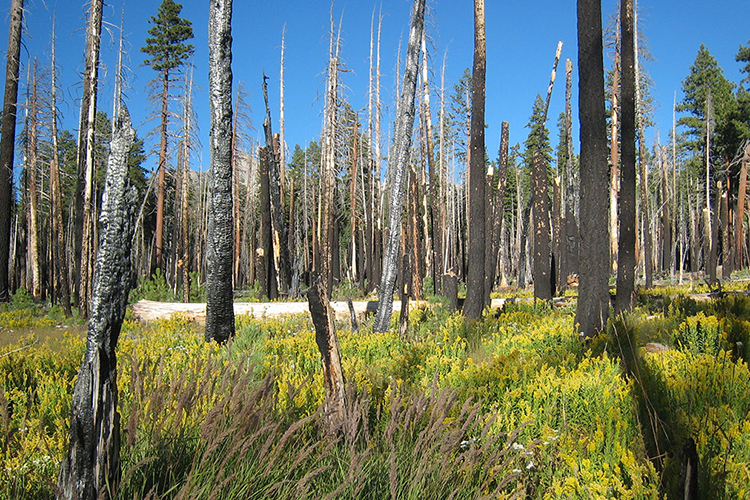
[
  {"x1": 25, "y1": 62, "x2": 41, "y2": 299},
  {"x1": 308, "y1": 275, "x2": 347, "y2": 432},
  {"x1": 57, "y1": 107, "x2": 137, "y2": 500},
  {"x1": 262, "y1": 74, "x2": 292, "y2": 295},
  {"x1": 76, "y1": 0, "x2": 104, "y2": 316},
  {"x1": 615, "y1": 0, "x2": 636, "y2": 313},
  {"x1": 575, "y1": 0, "x2": 611, "y2": 337},
  {"x1": 374, "y1": 0, "x2": 425, "y2": 332},
  {"x1": 531, "y1": 41, "x2": 563, "y2": 302},
  {"x1": 205, "y1": 0, "x2": 235, "y2": 343},
  {"x1": 464, "y1": 0, "x2": 487, "y2": 320},
  {"x1": 49, "y1": 16, "x2": 71, "y2": 315},
  {"x1": 0, "y1": 0, "x2": 24, "y2": 301}
]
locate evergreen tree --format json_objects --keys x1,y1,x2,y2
[
  {"x1": 737, "y1": 39, "x2": 750, "y2": 84},
  {"x1": 677, "y1": 45, "x2": 735, "y2": 159},
  {"x1": 522, "y1": 95, "x2": 553, "y2": 176},
  {"x1": 141, "y1": 0, "x2": 194, "y2": 272}
]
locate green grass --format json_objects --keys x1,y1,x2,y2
[{"x1": 2, "y1": 291, "x2": 750, "y2": 498}]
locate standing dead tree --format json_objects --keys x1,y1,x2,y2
[
  {"x1": 531, "y1": 41, "x2": 563, "y2": 302},
  {"x1": 464, "y1": 0, "x2": 487, "y2": 320},
  {"x1": 575, "y1": 0, "x2": 611, "y2": 337},
  {"x1": 0, "y1": 0, "x2": 24, "y2": 302},
  {"x1": 204, "y1": 0, "x2": 235, "y2": 343},
  {"x1": 615, "y1": 0, "x2": 636, "y2": 313},
  {"x1": 374, "y1": 0, "x2": 426, "y2": 332},
  {"x1": 57, "y1": 107, "x2": 137, "y2": 500}
]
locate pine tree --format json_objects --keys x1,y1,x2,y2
[{"x1": 141, "y1": 0, "x2": 194, "y2": 272}]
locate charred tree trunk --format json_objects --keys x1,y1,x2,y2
[
  {"x1": 50, "y1": 19, "x2": 71, "y2": 316},
  {"x1": 464, "y1": 0, "x2": 487, "y2": 321},
  {"x1": 204, "y1": 0, "x2": 235, "y2": 343},
  {"x1": 488, "y1": 121, "x2": 509, "y2": 301},
  {"x1": 374, "y1": 0, "x2": 425, "y2": 332},
  {"x1": 615, "y1": 0, "x2": 636, "y2": 313},
  {"x1": 258, "y1": 147, "x2": 275, "y2": 300},
  {"x1": 575, "y1": 0, "x2": 611, "y2": 336},
  {"x1": 262, "y1": 75, "x2": 291, "y2": 296},
  {"x1": 57, "y1": 108, "x2": 136, "y2": 500},
  {"x1": 734, "y1": 144, "x2": 749, "y2": 270},
  {"x1": 308, "y1": 275, "x2": 346, "y2": 432},
  {"x1": 0, "y1": 0, "x2": 24, "y2": 301}
]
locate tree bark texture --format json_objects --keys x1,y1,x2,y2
[
  {"x1": 374, "y1": 0, "x2": 425, "y2": 332},
  {"x1": 464, "y1": 0, "x2": 487, "y2": 321},
  {"x1": 25, "y1": 65, "x2": 41, "y2": 298},
  {"x1": 575, "y1": 0, "x2": 611, "y2": 336},
  {"x1": 57, "y1": 107, "x2": 137, "y2": 500},
  {"x1": 736, "y1": 143, "x2": 750, "y2": 270},
  {"x1": 308, "y1": 275, "x2": 347, "y2": 432},
  {"x1": 615, "y1": 0, "x2": 636, "y2": 313},
  {"x1": 205, "y1": 0, "x2": 235, "y2": 343},
  {"x1": 258, "y1": 147, "x2": 276, "y2": 300},
  {"x1": 0, "y1": 0, "x2": 24, "y2": 301}
]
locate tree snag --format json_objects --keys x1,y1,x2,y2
[
  {"x1": 374, "y1": 0, "x2": 425, "y2": 332},
  {"x1": 57, "y1": 107, "x2": 137, "y2": 500},
  {"x1": 204, "y1": 0, "x2": 235, "y2": 343}
]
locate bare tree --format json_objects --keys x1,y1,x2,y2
[
  {"x1": 24, "y1": 61, "x2": 41, "y2": 299},
  {"x1": 57, "y1": 107, "x2": 137, "y2": 500},
  {"x1": 76, "y1": 0, "x2": 104, "y2": 316},
  {"x1": 575, "y1": 0, "x2": 611, "y2": 336},
  {"x1": 615, "y1": 0, "x2": 636, "y2": 312},
  {"x1": 464, "y1": 0, "x2": 487, "y2": 320},
  {"x1": 0, "y1": 0, "x2": 24, "y2": 301},
  {"x1": 374, "y1": 0, "x2": 426, "y2": 332},
  {"x1": 204, "y1": 0, "x2": 234, "y2": 343}
]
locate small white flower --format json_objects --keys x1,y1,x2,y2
[
  {"x1": 512, "y1": 442, "x2": 525, "y2": 450},
  {"x1": 526, "y1": 460, "x2": 535, "y2": 470},
  {"x1": 512, "y1": 469, "x2": 522, "y2": 474}
]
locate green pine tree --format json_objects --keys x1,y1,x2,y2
[
  {"x1": 522, "y1": 94, "x2": 553, "y2": 176},
  {"x1": 677, "y1": 44, "x2": 735, "y2": 161},
  {"x1": 141, "y1": 0, "x2": 194, "y2": 271}
]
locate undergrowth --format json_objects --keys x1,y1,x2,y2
[{"x1": 2, "y1": 294, "x2": 749, "y2": 498}]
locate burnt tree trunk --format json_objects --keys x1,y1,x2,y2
[
  {"x1": 575, "y1": 0, "x2": 611, "y2": 336},
  {"x1": 615, "y1": 0, "x2": 636, "y2": 313},
  {"x1": 532, "y1": 150, "x2": 553, "y2": 300},
  {"x1": 308, "y1": 275, "x2": 346, "y2": 432},
  {"x1": 464, "y1": 0, "x2": 487, "y2": 321},
  {"x1": 57, "y1": 108, "x2": 136, "y2": 500},
  {"x1": 374, "y1": 0, "x2": 425, "y2": 332},
  {"x1": 0, "y1": 0, "x2": 24, "y2": 301},
  {"x1": 262, "y1": 75, "x2": 291, "y2": 296},
  {"x1": 204, "y1": 0, "x2": 235, "y2": 343}
]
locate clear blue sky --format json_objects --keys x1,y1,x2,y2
[{"x1": 3, "y1": 0, "x2": 749, "y2": 174}]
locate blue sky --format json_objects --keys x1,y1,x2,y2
[{"x1": 3, "y1": 0, "x2": 749, "y2": 173}]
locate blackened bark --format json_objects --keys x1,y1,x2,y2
[
  {"x1": 259, "y1": 148, "x2": 276, "y2": 300},
  {"x1": 532, "y1": 151, "x2": 553, "y2": 300},
  {"x1": 57, "y1": 107, "x2": 137, "y2": 500},
  {"x1": 205, "y1": 0, "x2": 235, "y2": 343},
  {"x1": 487, "y1": 121, "x2": 509, "y2": 304},
  {"x1": 615, "y1": 0, "x2": 636, "y2": 313},
  {"x1": 464, "y1": 0, "x2": 487, "y2": 321},
  {"x1": 262, "y1": 75, "x2": 291, "y2": 295},
  {"x1": 308, "y1": 274, "x2": 346, "y2": 432},
  {"x1": 374, "y1": 0, "x2": 425, "y2": 332},
  {"x1": 575, "y1": 0, "x2": 611, "y2": 337},
  {"x1": 0, "y1": 0, "x2": 24, "y2": 301}
]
